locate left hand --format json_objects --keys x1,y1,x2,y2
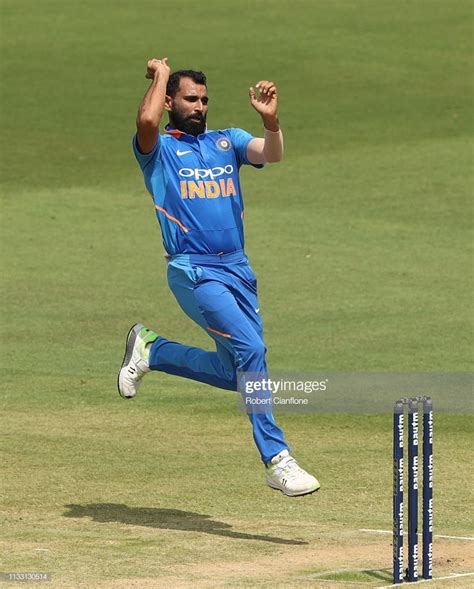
[{"x1": 248, "y1": 80, "x2": 278, "y2": 118}]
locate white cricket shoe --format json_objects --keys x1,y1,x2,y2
[
  {"x1": 117, "y1": 324, "x2": 159, "y2": 399},
  {"x1": 266, "y1": 450, "x2": 320, "y2": 497}
]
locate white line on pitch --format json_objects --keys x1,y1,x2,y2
[
  {"x1": 378, "y1": 572, "x2": 474, "y2": 588},
  {"x1": 359, "y1": 529, "x2": 474, "y2": 541},
  {"x1": 433, "y1": 535, "x2": 474, "y2": 541}
]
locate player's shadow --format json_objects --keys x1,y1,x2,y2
[
  {"x1": 63, "y1": 503, "x2": 307, "y2": 545},
  {"x1": 361, "y1": 569, "x2": 392, "y2": 582}
]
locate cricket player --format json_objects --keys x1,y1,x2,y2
[{"x1": 118, "y1": 57, "x2": 320, "y2": 497}]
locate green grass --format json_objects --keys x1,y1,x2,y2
[{"x1": 1, "y1": 0, "x2": 473, "y2": 587}]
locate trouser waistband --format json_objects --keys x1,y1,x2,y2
[{"x1": 172, "y1": 249, "x2": 247, "y2": 265}]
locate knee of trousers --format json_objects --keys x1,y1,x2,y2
[{"x1": 235, "y1": 338, "x2": 267, "y2": 371}]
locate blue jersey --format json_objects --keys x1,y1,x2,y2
[{"x1": 132, "y1": 126, "x2": 263, "y2": 255}]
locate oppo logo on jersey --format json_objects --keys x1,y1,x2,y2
[
  {"x1": 179, "y1": 165, "x2": 234, "y2": 180},
  {"x1": 178, "y1": 165, "x2": 237, "y2": 200}
]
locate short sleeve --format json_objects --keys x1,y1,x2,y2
[
  {"x1": 132, "y1": 133, "x2": 160, "y2": 171},
  {"x1": 226, "y1": 128, "x2": 264, "y2": 169}
]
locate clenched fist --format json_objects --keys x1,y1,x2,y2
[{"x1": 145, "y1": 57, "x2": 171, "y2": 80}]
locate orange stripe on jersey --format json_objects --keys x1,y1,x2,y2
[
  {"x1": 164, "y1": 128, "x2": 186, "y2": 139},
  {"x1": 207, "y1": 327, "x2": 232, "y2": 339},
  {"x1": 154, "y1": 205, "x2": 189, "y2": 233}
]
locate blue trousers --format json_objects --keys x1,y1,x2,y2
[{"x1": 148, "y1": 250, "x2": 289, "y2": 464}]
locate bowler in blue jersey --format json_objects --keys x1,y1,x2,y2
[{"x1": 118, "y1": 57, "x2": 320, "y2": 497}]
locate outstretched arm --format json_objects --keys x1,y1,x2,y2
[
  {"x1": 136, "y1": 58, "x2": 171, "y2": 154},
  {"x1": 246, "y1": 80, "x2": 284, "y2": 164}
]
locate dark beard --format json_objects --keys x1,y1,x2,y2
[{"x1": 169, "y1": 107, "x2": 207, "y2": 136}]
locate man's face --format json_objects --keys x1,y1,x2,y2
[{"x1": 166, "y1": 77, "x2": 209, "y2": 136}]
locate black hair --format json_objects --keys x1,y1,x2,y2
[{"x1": 166, "y1": 70, "x2": 207, "y2": 97}]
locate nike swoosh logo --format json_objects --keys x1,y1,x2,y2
[
  {"x1": 255, "y1": 308, "x2": 260, "y2": 313},
  {"x1": 177, "y1": 150, "x2": 192, "y2": 156}
]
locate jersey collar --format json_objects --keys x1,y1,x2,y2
[
  {"x1": 164, "y1": 125, "x2": 186, "y2": 139},
  {"x1": 164, "y1": 124, "x2": 208, "y2": 139}
]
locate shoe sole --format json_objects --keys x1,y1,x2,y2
[
  {"x1": 117, "y1": 323, "x2": 141, "y2": 399},
  {"x1": 266, "y1": 481, "x2": 321, "y2": 497}
]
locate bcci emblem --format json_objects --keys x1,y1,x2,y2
[{"x1": 216, "y1": 138, "x2": 231, "y2": 151}]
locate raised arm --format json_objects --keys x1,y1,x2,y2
[
  {"x1": 136, "y1": 58, "x2": 171, "y2": 154},
  {"x1": 246, "y1": 80, "x2": 284, "y2": 165}
]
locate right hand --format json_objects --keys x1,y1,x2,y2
[{"x1": 145, "y1": 58, "x2": 170, "y2": 80}]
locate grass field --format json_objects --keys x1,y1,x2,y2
[{"x1": 1, "y1": 0, "x2": 473, "y2": 587}]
